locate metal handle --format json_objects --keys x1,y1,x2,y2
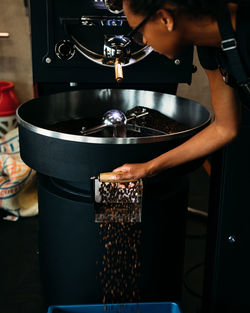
[
  {"x1": 0, "y1": 32, "x2": 10, "y2": 38},
  {"x1": 99, "y1": 172, "x2": 137, "y2": 183},
  {"x1": 81, "y1": 123, "x2": 108, "y2": 136},
  {"x1": 127, "y1": 111, "x2": 149, "y2": 122},
  {"x1": 115, "y1": 58, "x2": 123, "y2": 83}
]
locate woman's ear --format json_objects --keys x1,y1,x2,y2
[{"x1": 157, "y1": 8, "x2": 175, "y2": 32}]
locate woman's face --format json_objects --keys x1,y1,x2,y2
[{"x1": 123, "y1": 1, "x2": 186, "y2": 59}]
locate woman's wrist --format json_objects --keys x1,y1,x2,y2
[
  {"x1": 145, "y1": 159, "x2": 158, "y2": 177},
  {"x1": 145, "y1": 154, "x2": 172, "y2": 177}
]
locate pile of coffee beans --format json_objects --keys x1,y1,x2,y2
[
  {"x1": 126, "y1": 106, "x2": 188, "y2": 134},
  {"x1": 96, "y1": 181, "x2": 143, "y2": 306}
]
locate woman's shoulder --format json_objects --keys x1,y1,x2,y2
[{"x1": 197, "y1": 1, "x2": 250, "y2": 72}]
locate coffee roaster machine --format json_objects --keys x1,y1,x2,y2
[{"x1": 17, "y1": 0, "x2": 219, "y2": 309}]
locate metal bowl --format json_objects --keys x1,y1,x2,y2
[{"x1": 17, "y1": 89, "x2": 212, "y2": 184}]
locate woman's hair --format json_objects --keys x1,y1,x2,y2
[{"x1": 123, "y1": 0, "x2": 228, "y2": 19}]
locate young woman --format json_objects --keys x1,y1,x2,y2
[{"x1": 111, "y1": 0, "x2": 250, "y2": 180}]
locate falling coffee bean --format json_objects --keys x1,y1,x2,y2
[{"x1": 97, "y1": 181, "x2": 143, "y2": 307}]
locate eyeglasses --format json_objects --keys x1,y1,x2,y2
[
  {"x1": 126, "y1": 13, "x2": 155, "y2": 46},
  {"x1": 125, "y1": 6, "x2": 176, "y2": 46}
]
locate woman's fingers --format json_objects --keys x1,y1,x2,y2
[
  {"x1": 117, "y1": 181, "x2": 136, "y2": 189},
  {"x1": 113, "y1": 166, "x2": 131, "y2": 180},
  {"x1": 115, "y1": 173, "x2": 133, "y2": 181},
  {"x1": 113, "y1": 163, "x2": 149, "y2": 180},
  {"x1": 113, "y1": 164, "x2": 131, "y2": 173}
]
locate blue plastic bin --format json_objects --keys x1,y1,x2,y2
[{"x1": 47, "y1": 302, "x2": 182, "y2": 313}]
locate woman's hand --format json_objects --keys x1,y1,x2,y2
[{"x1": 112, "y1": 162, "x2": 154, "y2": 180}]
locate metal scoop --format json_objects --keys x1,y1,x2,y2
[
  {"x1": 91, "y1": 172, "x2": 143, "y2": 223},
  {"x1": 81, "y1": 109, "x2": 149, "y2": 137}
]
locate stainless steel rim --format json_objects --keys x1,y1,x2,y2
[{"x1": 16, "y1": 109, "x2": 211, "y2": 145}]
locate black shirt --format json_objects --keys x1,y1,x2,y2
[{"x1": 197, "y1": 1, "x2": 250, "y2": 108}]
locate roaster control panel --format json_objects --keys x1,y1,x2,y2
[{"x1": 29, "y1": 0, "x2": 194, "y2": 87}]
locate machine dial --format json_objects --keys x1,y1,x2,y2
[
  {"x1": 55, "y1": 40, "x2": 75, "y2": 60},
  {"x1": 105, "y1": 0, "x2": 123, "y2": 14}
]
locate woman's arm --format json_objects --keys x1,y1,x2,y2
[{"x1": 112, "y1": 68, "x2": 241, "y2": 180}]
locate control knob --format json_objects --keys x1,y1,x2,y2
[{"x1": 55, "y1": 40, "x2": 75, "y2": 60}]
